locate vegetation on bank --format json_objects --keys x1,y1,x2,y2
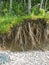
[
  {"x1": 0, "y1": 9, "x2": 49, "y2": 34},
  {"x1": 0, "y1": 0, "x2": 49, "y2": 34},
  {"x1": 0, "y1": 0, "x2": 49, "y2": 51},
  {"x1": 0, "y1": 15, "x2": 30, "y2": 33}
]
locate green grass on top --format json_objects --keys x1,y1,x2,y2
[
  {"x1": 0, "y1": 15, "x2": 31, "y2": 34},
  {"x1": 0, "y1": 11, "x2": 49, "y2": 34}
]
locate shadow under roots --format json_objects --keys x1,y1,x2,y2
[{"x1": 0, "y1": 18, "x2": 47, "y2": 51}]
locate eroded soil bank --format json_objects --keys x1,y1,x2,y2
[{"x1": 0, "y1": 18, "x2": 47, "y2": 51}]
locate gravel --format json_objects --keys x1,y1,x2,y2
[{"x1": 0, "y1": 50, "x2": 49, "y2": 65}]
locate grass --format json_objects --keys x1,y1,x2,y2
[
  {"x1": 0, "y1": 15, "x2": 31, "y2": 34},
  {"x1": 0, "y1": 15, "x2": 16, "y2": 33},
  {"x1": 0, "y1": 12, "x2": 49, "y2": 34}
]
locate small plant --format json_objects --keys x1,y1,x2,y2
[
  {"x1": 31, "y1": 4, "x2": 46, "y2": 18},
  {"x1": 39, "y1": 8, "x2": 45, "y2": 16},
  {"x1": 32, "y1": 5, "x2": 40, "y2": 15}
]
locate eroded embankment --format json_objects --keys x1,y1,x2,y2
[{"x1": 0, "y1": 18, "x2": 47, "y2": 51}]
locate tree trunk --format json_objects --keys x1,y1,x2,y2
[
  {"x1": 40, "y1": 0, "x2": 44, "y2": 9},
  {"x1": 45, "y1": 0, "x2": 48, "y2": 11},
  {"x1": 10, "y1": 0, "x2": 12, "y2": 13},
  {"x1": 28, "y1": 0, "x2": 31, "y2": 14}
]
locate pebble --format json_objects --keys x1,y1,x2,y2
[{"x1": 0, "y1": 51, "x2": 49, "y2": 65}]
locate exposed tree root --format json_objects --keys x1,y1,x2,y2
[
  {"x1": 15, "y1": 27, "x2": 21, "y2": 44},
  {"x1": 28, "y1": 22, "x2": 36, "y2": 48},
  {"x1": 0, "y1": 19, "x2": 47, "y2": 51}
]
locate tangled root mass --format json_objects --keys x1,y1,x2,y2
[{"x1": 0, "y1": 19, "x2": 47, "y2": 51}]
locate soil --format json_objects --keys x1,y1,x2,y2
[{"x1": 0, "y1": 18, "x2": 47, "y2": 51}]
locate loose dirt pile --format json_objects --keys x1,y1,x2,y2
[{"x1": 0, "y1": 18, "x2": 47, "y2": 51}]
